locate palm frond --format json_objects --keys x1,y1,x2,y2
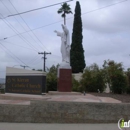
[
  {"x1": 61, "y1": 13, "x2": 65, "y2": 18},
  {"x1": 57, "y1": 2, "x2": 72, "y2": 22},
  {"x1": 57, "y1": 10, "x2": 63, "y2": 14},
  {"x1": 65, "y1": 10, "x2": 73, "y2": 14},
  {"x1": 66, "y1": 5, "x2": 71, "y2": 10},
  {"x1": 57, "y1": 7, "x2": 63, "y2": 14}
]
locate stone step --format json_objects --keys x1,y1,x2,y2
[{"x1": 48, "y1": 91, "x2": 82, "y2": 95}]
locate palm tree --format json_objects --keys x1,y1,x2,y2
[{"x1": 57, "y1": 2, "x2": 72, "y2": 25}]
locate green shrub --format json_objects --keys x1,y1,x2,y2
[
  {"x1": 46, "y1": 73, "x2": 57, "y2": 92},
  {"x1": 46, "y1": 65, "x2": 59, "y2": 92},
  {"x1": 80, "y1": 64, "x2": 105, "y2": 93},
  {"x1": 126, "y1": 69, "x2": 130, "y2": 94},
  {"x1": 72, "y1": 76, "x2": 81, "y2": 92},
  {"x1": 102, "y1": 60, "x2": 128, "y2": 94},
  {"x1": 110, "y1": 72, "x2": 127, "y2": 94}
]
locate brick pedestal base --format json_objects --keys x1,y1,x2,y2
[{"x1": 57, "y1": 68, "x2": 72, "y2": 92}]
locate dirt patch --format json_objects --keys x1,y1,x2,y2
[{"x1": 90, "y1": 93, "x2": 130, "y2": 103}]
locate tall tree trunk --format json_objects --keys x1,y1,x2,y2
[{"x1": 64, "y1": 13, "x2": 66, "y2": 25}]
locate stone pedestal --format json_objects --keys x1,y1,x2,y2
[{"x1": 57, "y1": 68, "x2": 72, "y2": 92}]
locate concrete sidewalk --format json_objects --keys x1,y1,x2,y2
[
  {"x1": 0, "y1": 93, "x2": 121, "y2": 105},
  {"x1": 0, "y1": 123, "x2": 121, "y2": 130}
]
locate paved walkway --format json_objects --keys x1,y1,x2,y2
[
  {"x1": 0, "y1": 123, "x2": 121, "y2": 130},
  {"x1": 0, "y1": 93, "x2": 121, "y2": 105}
]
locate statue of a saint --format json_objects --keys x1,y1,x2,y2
[{"x1": 54, "y1": 24, "x2": 70, "y2": 65}]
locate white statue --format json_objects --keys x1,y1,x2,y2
[{"x1": 54, "y1": 24, "x2": 70, "y2": 65}]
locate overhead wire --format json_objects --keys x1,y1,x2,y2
[
  {"x1": 1, "y1": 0, "x2": 62, "y2": 60},
  {"x1": 8, "y1": 0, "x2": 47, "y2": 51},
  {"x1": 7, "y1": 0, "x2": 73, "y2": 17},
  {"x1": 28, "y1": 56, "x2": 42, "y2": 65},
  {"x1": 81, "y1": 0, "x2": 128, "y2": 15},
  {"x1": 0, "y1": 39, "x2": 46, "y2": 67},
  {"x1": 2, "y1": 40, "x2": 61, "y2": 60},
  {"x1": 1, "y1": 40, "x2": 42, "y2": 67},
  {"x1": 1, "y1": 40, "x2": 37, "y2": 52},
  {"x1": 1, "y1": 19, "x2": 63, "y2": 39},
  {"x1": 1, "y1": 0, "x2": 43, "y2": 51},
  {"x1": 0, "y1": 13, "x2": 39, "y2": 51},
  {"x1": 26, "y1": 54, "x2": 41, "y2": 64},
  {"x1": 0, "y1": 0, "x2": 128, "y2": 40},
  {"x1": 0, "y1": 42, "x2": 28, "y2": 66}
]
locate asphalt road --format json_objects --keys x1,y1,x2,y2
[{"x1": 0, "y1": 123, "x2": 121, "y2": 130}]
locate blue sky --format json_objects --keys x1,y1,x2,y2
[{"x1": 0, "y1": 0, "x2": 130, "y2": 78}]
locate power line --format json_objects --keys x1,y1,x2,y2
[
  {"x1": 7, "y1": 0, "x2": 73, "y2": 17},
  {"x1": 0, "y1": 43, "x2": 27, "y2": 65},
  {"x1": 27, "y1": 54, "x2": 40, "y2": 64},
  {"x1": 0, "y1": 0, "x2": 128, "y2": 40},
  {"x1": 28, "y1": 56, "x2": 42, "y2": 65},
  {"x1": 51, "y1": 54, "x2": 61, "y2": 58},
  {"x1": 1, "y1": 40, "x2": 37, "y2": 52},
  {"x1": 81, "y1": 0, "x2": 128, "y2": 15},
  {"x1": 1, "y1": 19, "x2": 63, "y2": 39},
  {"x1": 0, "y1": 13, "x2": 39, "y2": 51},
  {"x1": 0, "y1": 0, "x2": 43, "y2": 51},
  {"x1": 8, "y1": 0, "x2": 47, "y2": 51},
  {"x1": 3, "y1": 42, "x2": 61, "y2": 59},
  {"x1": 0, "y1": 42, "x2": 28, "y2": 66}
]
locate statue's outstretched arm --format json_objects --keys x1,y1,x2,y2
[{"x1": 54, "y1": 30, "x2": 62, "y2": 37}]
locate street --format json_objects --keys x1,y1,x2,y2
[{"x1": 0, "y1": 123, "x2": 121, "y2": 130}]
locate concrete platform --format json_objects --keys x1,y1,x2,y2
[{"x1": 0, "y1": 92, "x2": 121, "y2": 105}]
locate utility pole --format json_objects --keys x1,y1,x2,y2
[
  {"x1": 38, "y1": 51, "x2": 51, "y2": 72},
  {"x1": 20, "y1": 65, "x2": 29, "y2": 69}
]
